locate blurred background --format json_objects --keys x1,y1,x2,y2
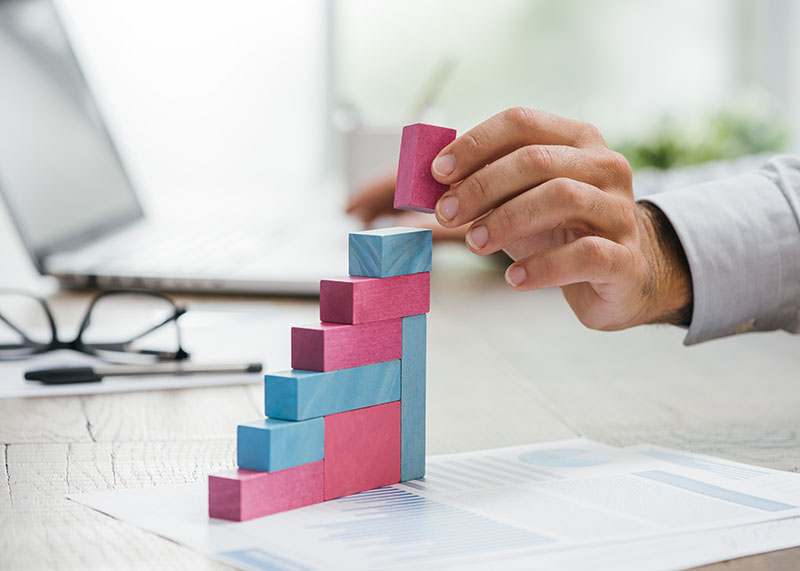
[{"x1": 48, "y1": 0, "x2": 799, "y2": 211}]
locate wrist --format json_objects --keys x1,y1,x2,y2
[{"x1": 636, "y1": 201, "x2": 693, "y2": 325}]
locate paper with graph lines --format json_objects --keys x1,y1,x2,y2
[{"x1": 71, "y1": 438, "x2": 800, "y2": 570}]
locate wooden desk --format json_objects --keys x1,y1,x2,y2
[{"x1": 0, "y1": 243, "x2": 798, "y2": 570}]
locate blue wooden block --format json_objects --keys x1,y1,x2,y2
[
  {"x1": 349, "y1": 227, "x2": 432, "y2": 278},
  {"x1": 237, "y1": 417, "x2": 324, "y2": 472},
  {"x1": 400, "y1": 314, "x2": 426, "y2": 481},
  {"x1": 265, "y1": 360, "x2": 401, "y2": 421}
]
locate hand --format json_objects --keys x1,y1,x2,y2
[
  {"x1": 345, "y1": 169, "x2": 469, "y2": 241},
  {"x1": 431, "y1": 107, "x2": 692, "y2": 330},
  {"x1": 345, "y1": 170, "x2": 399, "y2": 226}
]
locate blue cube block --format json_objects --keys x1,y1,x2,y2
[
  {"x1": 265, "y1": 360, "x2": 401, "y2": 421},
  {"x1": 237, "y1": 417, "x2": 324, "y2": 472},
  {"x1": 400, "y1": 314, "x2": 426, "y2": 481},
  {"x1": 349, "y1": 227, "x2": 432, "y2": 278}
]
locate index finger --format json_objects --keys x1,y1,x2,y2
[{"x1": 431, "y1": 107, "x2": 607, "y2": 185}]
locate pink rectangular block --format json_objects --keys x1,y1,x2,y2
[
  {"x1": 394, "y1": 123, "x2": 457, "y2": 213},
  {"x1": 320, "y1": 272, "x2": 430, "y2": 325},
  {"x1": 208, "y1": 461, "x2": 324, "y2": 522},
  {"x1": 324, "y1": 401, "x2": 401, "y2": 500},
  {"x1": 291, "y1": 319, "x2": 402, "y2": 372}
]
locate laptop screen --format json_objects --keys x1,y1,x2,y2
[{"x1": 0, "y1": 0, "x2": 142, "y2": 265}]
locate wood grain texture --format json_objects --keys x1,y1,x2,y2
[
  {"x1": 264, "y1": 361, "x2": 401, "y2": 421},
  {"x1": 79, "y1": 386, "x2": 259, "y2": 442},
  {"x1": 291, "y1": 319, "x2": 402, "y2": 371},
  {"x1": 323, "y1": 401, "x2": 401, "y2": 500},
  {"x1": 697, "y1": 547, "x2": 800, "y2": 570},
  {"x1": 348, "y1": 227, "x2": 432, "y2": 278},
  {"x1": 393, "y1": 123, "x2": 457, "y2": 213},
  {"x1": 319, "y1": 272, "x2": 430, "y2": 324},
  {"x1": 400, "y1": 314, "x2": 426, "y2": 482},
  {"x1": 0, "y1": 396, "x2": 92, "y2": 444},
  {"x1": 2, "y1": 440, "x2": 234, "y2": 570}
]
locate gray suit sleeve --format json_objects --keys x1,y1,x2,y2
[{"x1": 641, "y1": 154, "x2": 800, "y2": 344}]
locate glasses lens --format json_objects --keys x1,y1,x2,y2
[
  {"x1": 0, "y1": 293, "x2": 53, "y2": 357},
  {"x1": 81, "y1": 292, "x2": 183, "y2": 361}
]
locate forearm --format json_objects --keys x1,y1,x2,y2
[
  {"x1": 636, "y1": 201, "x2": 693, "y2": 325},
  {"x1": 641, "y1": 154, "x2": 800, "y2": 344}
]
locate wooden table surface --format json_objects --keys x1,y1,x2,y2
[{"x1": 0, "y1": 235, "x2": 798, "y2": 570}]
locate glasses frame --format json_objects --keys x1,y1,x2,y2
[{"x1": 0, "y1": 289, "x2": 190, "y2": 362}]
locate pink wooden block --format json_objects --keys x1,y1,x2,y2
[
  {"x1": 394, "y1": 123, "x2": 457, "y2": 213},
  {"x1": 208, "y1": 461, "x2": 324, "y2": 521},
  {"x1": 323, "y1": 401, "x2": 401, "y2": 500},
  {"x1": 291, "y1": 319, "x2": 402, "y2": 372},
  {"x1": 319, "y1": 272, "x2": 430, "y2": 325}
]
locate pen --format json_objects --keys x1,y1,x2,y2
[{"x1": 24, "y1": 362, "x2": 263, "y2": 385}]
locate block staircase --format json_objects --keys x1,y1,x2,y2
[{"x1": 208, "y1": 227, "x2": 432, "y2": 521}]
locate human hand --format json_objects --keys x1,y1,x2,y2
[
  {"x1": 345, "y1": 169, "x2": 468, "y2": 241},
  {"x1": 431, "y1": 107, "x2": 692, "y2": 330},
  {"x1": 345, "y1": 170, "x2": 399, "y2": 226}
]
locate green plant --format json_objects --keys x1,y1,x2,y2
[{"x1": 615, "y1": 110, "x2": 788, "y2": 171}]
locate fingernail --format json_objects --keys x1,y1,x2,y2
[
  {"x1": 466, "y1": 225, "x2": 488, "y2": 250},
  {"x1": 437, "y1": 195, "x2": 459, "y2": 221},
  {"x1": 433, "y1": 154, "x2": 456, "y2": 176},
  {"x1": 505, "y1": 265, "x2": 527, "y2": 287}
]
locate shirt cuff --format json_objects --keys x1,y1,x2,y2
[{"x1": 641, "y1": 156, "x2": 800, "y2": 344}]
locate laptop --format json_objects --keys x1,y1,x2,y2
[{"x1": 0, "y1": 0, "x2": 357, "y2": 296}]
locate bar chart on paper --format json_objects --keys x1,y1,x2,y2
[{"x1": 72, "y1": 438, "x2": 800, "y2": 571}]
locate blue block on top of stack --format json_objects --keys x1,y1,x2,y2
[
  {"x1": 400, "y1": 314, "x2": 427, "y2": 481},
  {"x1": 265, "y1": 360, "x2": 401, "y2": 421},
  {"x1": 349, "y1": 227, "x2": 432, "y2": 278},
  {"x1": 237, "y1": 417, "x2": 324, "y2": 472}
]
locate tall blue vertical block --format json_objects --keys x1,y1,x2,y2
[
  {"x1": 400, "y1": 314, "x2": 426, "y2": 481},
  {"x1": 237, "y1": 417, "x2": 324, "y2": 472},
  {"x1": 349, "y1": 227, "x2": 432, "y2": 278}
]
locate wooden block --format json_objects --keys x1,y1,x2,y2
[
  {"x1": 400, "y1": 314, "x2": 426, "y2": 481},
  {"x1": 291, "y1": 319, "x2": 402, "y2": 372},
  {"x1": 393, "y1": 123, "x2": 457, "y2": 213},
  {"x1": 208, "y1": 461, "x2": 324, "y2": 521},
  {"x1": 265, "y1": 360, "x2": 401, "y2": 421},
  {"x1": 237, "y1": 417, "x2": 324, "y2": 472},
  {"x1": 349, "y1": 227, "x2": 432, "y2": 278},
  {"x1": 319, "y1": 272, "x2": 430, "y2": 324},
  {"x1": 323, "y1": 401, "x2": 401, "y2": 500}
]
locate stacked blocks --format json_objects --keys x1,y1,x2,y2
[
  {"x1": 208, "y1": 227, "x2": 431, "y2": 521},
  {"x1": 393, "y1": 123, "x2": 457, "y2": 213}
]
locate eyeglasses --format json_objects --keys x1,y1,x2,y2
[{"x1": 0, "y1": 289, "x2": 190, "y2": 363}]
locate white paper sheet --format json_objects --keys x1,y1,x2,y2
[
  {"x1": 0, "y1": 304, "x2": 297, "y2": 398},
  {"x1": 70, "y1": 439, "x2": 800, "y2": 570}
]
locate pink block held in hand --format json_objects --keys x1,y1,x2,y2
[{"x1": 394, "y1": 123, "x2": 457, "y2": 213}]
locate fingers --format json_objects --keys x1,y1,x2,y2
[
  {"x1": 464, "y1": 178, "x2": 635, "y2": 256},
  {"x1": 431, "y1": 107, "x2": 607, "y2": 186},
  {"x1": 435, "y1": 144, "x2": 632, "y2": 227},
  {"x1": 504, "y1": 236, "x2": 634, "y2": 291}
]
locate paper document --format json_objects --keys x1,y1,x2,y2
[{"x1": 71, "y1": 439, "x2": 800, "y2": 570}]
